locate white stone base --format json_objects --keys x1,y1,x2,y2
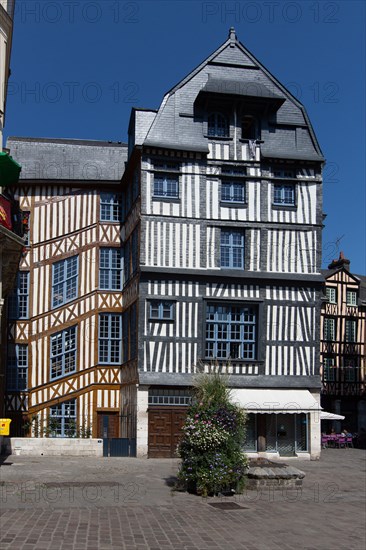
[{"x1": 1, "y1": 438, "x2": 104, "y2": 457}]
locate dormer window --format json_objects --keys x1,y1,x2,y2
[
  {"x1": 241, "y1": 116, "x2": 257, "y2": 140},
  {"x1": 208, "y1": 113, "x2": 229, "y2": 137}
]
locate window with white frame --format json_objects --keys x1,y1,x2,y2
[
  {"x1": 323, "y1": 317, "x2": 335, "y2": 341},
  {"x1": 50, "y1": 400, "x2": 76, "y2": 437},
  {"x1": 205, "y1": 304, "x2": 257, "y2": 360},
  {"x1": 323, "y1": 357, "x2": 335, "y2": 382},
  {"x1": 149, "y1": 301, "x2": 174, "y2": 320},
  {"x1": 345, "y1": 319, "x2": 357, "y2": 342},
  {"x1": 273, "y1": 183, "x2": 295, "y2": 206},
  {"x1": 273, "y1": 169, "x2": 295, "y2": 178},
  {"x1": 326, "y1": 287, "x2": 337, "y2": 304},
  {"x1": 99, "y1": 313, "x2": 122, "y2": 364},
  {"x1": 6, "y1": 344, "x2": 28, "y2": 391},
  {"x1": 208, "y1": 112, "x2": 229, "y2": 137},
  {"x1": 52, "y1": 256, "x2": 78, "y2": 308},
  {"x1": 346, "y1": 289, "x2": 357, "y2": 306},
  {"x1": 8, "y1": 271, "x2": 29, "y2": 319},
  {"x1": 99, "y1": 248, "x2": 122, "y2": 290},
  {"x1": 100, "y1": 192, "x2": 122, "y2": 222},
  {"x1": 220, "y1": 229, "x2": 245, "y2": 269},
  {"x1": 50, "y1": 326, "x2": 77, "y2": 379}
]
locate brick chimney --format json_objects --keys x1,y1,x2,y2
[{"x1": 327, "y1": 251, "x2": 350, "y2": 271}]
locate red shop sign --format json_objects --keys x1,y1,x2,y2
[{"x1": 0, "y1": 196, "x2": 12, "y2": 230}]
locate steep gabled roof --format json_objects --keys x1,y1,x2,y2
[{"x1": 144, "y1": 28, "x2": 324, "y2": 160}]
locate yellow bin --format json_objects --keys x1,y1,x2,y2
[{"x1": 0, "y1": 419, "x2": 12, "y2": 435}]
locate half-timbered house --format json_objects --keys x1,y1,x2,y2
[
  {"x1": 4, "y1": 137, "x2": 131, "y2": 437},
  {"x1": 321, "y1": 253, "x2": 366, "y2": 433},
  {"x1": 123, "y1": 28, "x2": 325, "y2": 458}
]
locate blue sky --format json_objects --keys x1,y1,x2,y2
[{"x1": 5, "y1": 0, "x2": 366, "y2": 274}]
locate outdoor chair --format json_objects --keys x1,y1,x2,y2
[
  {"x1": 321, "y1": 436, "x2": 328, "y2": 449},
  {"x1": 337, "y1": 437, "x2": 346, "y2": 448},
  {"x1": 346, "y1": 437, "x2": 354, "y2": 448}
]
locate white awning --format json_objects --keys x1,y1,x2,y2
[
  {"x1": 231, "y1": 389, "x2": 321, "y2": 414},
  {"x1": 320, "y1": 411, "x2": 345, "y2": 420}
]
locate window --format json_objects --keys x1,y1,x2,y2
[
  {"x1": 6, "y1": 344, "x2": 28, "y2": 391},
  {"x1": 153, "y1": 174, "x2": 179, "y2": 198},
  {"x1": 241, "y1": 116, "x2": 257, "y2": 140},
  {"x1": 344, "y1": 360, "x2": 357, "y2": 382},
  {"x1": 326, "y1": 287, "x2": 337, "y2": 304},
  {"x1": 99, "y1": 313, "x2": 122, "y2": 364},
  {"x1": 205, "y1": 304, "x2": 257, "y2": 360},
  {"x1": 273, "y1": 169, "x2": 295, "y2": 178},
  {"x1": 323, "y1": 357, "x2": 335, "y2": 382},
  {"x1": 52, "y1": 256, "x2": 78, "y2": 308},
  {"x1": 346, "y1": 289, "x2": 357, "y2": 306},
  {"x1": 50, "y1": 400, "x2": 76, "y2": 437},
  {"x1": 8, "y1": 271, "x2": 29, "y2": 319},
  {"x1": 100, "y1": 192, "x2": 122, "y2": 222},
  {"x1": 345, "y1": 319, "x2": 357, "y2": 342},
  {"x1": 221, "y1": 230, "x2": 245, "y2": 269},
  {"x1": 323, "y1": 318, "x2": 335, "y2": 341},
  {"x1": 273, "y1": 183, "x2": 295, "y2": 206},
  {"x1": 99, "y1": 248, "x2": 122, "y2": 290},
  {"x1": 50, "y1": 326, "x2": 77, "y2": 379},
  {"x1": 221, "y1": 181, "x2": 246, "y2": 203},
  {"x1": 149, "y1": 301, "x2": 174, "y2": 320},
  {"x1": 208, "y1": 113, "x2": 229, "y2": 137}
]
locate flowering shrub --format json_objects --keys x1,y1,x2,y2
[{"x1": 177, "y1": 371, "x2": 248, "y2": 496}]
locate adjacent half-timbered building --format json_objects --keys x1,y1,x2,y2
[
  {"x1": 4, "y1": 137, "x2": 132, "y2": 438},
  {"x1": 123, "y1": 29, "x2": 325, "y2": 458},
  {"x1": 321, "y1": 254, "x2": 366, "y2": 432}
]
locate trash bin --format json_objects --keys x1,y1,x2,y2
[{"x1": 0, "y1": 419, "x2": 12, "y2": 435}]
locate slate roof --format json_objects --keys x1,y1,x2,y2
[
  {"x1": 142, "y1": 28, "x2": 324, "y2": 161},
  {"x1": 6, "y1": 137, "x2": 128, "y2": 181}
]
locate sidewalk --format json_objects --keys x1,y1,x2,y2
[{"x1": 0, "y1": 449, "x2": 365, "y2": 549}]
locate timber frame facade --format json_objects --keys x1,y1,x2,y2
[
  {"x1": 6, "y1": 29, "x2": 329, "y2": 458},
  {"x1": 320, "y1": 255, "x2": 366, "y2": 432},
  {"x1": 4, "y1": 138, "x2": 134, "y2": 438}
]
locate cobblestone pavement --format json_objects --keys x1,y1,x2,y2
[{"x1": 0, "y1": 449, "x2": 365, "y2": 550}]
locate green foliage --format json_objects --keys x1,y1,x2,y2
[{"x1": 177, "y1": 369, "x2": 248, "y2": 497}]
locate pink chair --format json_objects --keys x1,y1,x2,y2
[
  {"x1": 321, "y1": 436, "x2": 328, "y2": 449},
  {"x1": 337, "y1": 437, "x2": 346, "y2": 448},
  {"x1": 346, "y1": 437, "x2": 354, "y2": 448}
]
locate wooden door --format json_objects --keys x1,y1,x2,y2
[
  {"x1": 148, "y1": 408, "x2": 186, "y2": 458},
  {"x1": 97, "y1": 412, "x2": 119, "y2": 439}
]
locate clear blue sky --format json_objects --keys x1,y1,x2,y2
[{"x1": 5, "y1": 0, "x2": 365, "y2": 274}]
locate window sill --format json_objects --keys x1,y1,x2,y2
[
  {"x1": 152, "y1": 196, "x2": 180, "y2": 203},
  {"x1": 220, "y1": 201, "x2": 247, "y2": 208},
  {"x1": 272, "y1": 204, "x2": 297, "y2": 210},
  {"x1": 204, "y1": 135, "x2": 232, "y2": 141}
]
